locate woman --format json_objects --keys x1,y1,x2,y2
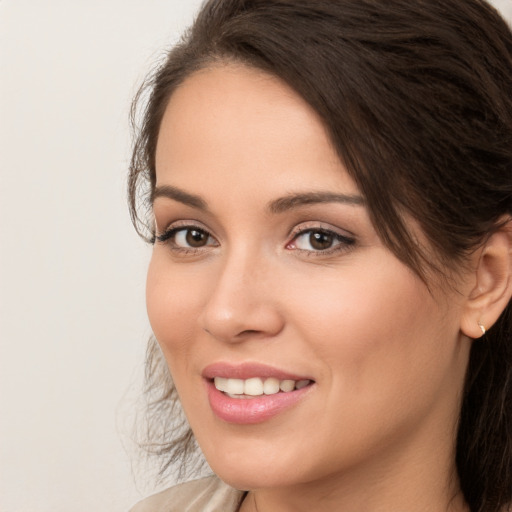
[{"x1": 128, "y1": 0, "x2": 512, "y2": 511}]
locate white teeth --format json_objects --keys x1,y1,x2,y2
[
  {"x1": 263, "y1": 377, "x2": 280, "y2": 395},
  {"x1": 279, "y1": 380, "x2": 295, "y2": 392},
  {"x1": 214, "y1": 377, "x2": 228, "y2": 392},
  {"x1": 244, "y1": 377, "x2": 263, "y2": 396},
  {"x1": 225, "y1": 378, "x2": 244, "y2": 395},
  {"x1": 214, "y1": 376, "x2": 311, "y2": 396}
]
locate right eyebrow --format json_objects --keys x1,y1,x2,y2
[{"x1": 151, "y1": 185, "x2": 209, "y2": 211}]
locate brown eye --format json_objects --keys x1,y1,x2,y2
[
  {"x1": 290, "y1": 228, "x2": 355, "y2": 254},
  {"x1": 185, "y1": 229, "x2": 209, "y2": 247},
  {"x1": 308, "y1": 231, "x2": 334, "y2": 250},
  {"x1": 158, "y1": 227, "x2": 218, "y2": 249}
]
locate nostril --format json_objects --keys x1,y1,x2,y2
[{"x1": 200, "y1": 299, "x2": 285, "y2": 343}]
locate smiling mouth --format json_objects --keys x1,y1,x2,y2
[{"x1": 213, "y1": 376, "x2": 314, "y2": 398}]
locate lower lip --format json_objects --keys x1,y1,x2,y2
[{"x1": 206, "y1": 380, "x2": 314, "y2": 424}]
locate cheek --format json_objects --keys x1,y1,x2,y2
[
  {"x1": 146, "y1": 254, "x2": 217, "y2": 425},
  {"x1": 286, "y1": 255, "x2": 449, "y2": 395},
  {"x1": 276, "y1": 256, "x2": 461, "y2": 462},
  {"x1": 146, "y1": 254, "x2": 204, "y2": 360}
]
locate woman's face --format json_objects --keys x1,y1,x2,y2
[{"x1": 147, "y1": 64, "x2": 472, "y2": 491}]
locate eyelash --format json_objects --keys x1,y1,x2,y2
[
  {"x1": 155, "y1": 224, "x2": 218, "y2": 254},
  {"x1": 154, "y1": 223, "x2": 356, "y2": 257},
  {"x1": 286, "y1": 227, "x2": 356, "y2": 256}
]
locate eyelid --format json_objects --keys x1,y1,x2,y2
[
  {"x1": 153, "y1": 219, "x2": 355, "y2": 256},
  {"x1": 287, "y1": 221, "x2": 355, "y2": 242},
  {"x1": 286, "y1": 222, "x2": 356, "y2": 254},
  {"x1": 154, "y1": 220, "x2": 219, "y2": 248},
  {"x1": 155, "y1": 219, "x2": 211, "y2": 238}
]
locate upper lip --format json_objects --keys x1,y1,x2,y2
[{"x1": 202, "y1": 362, "x2": 314, "y2": 381}]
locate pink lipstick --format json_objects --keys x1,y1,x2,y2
[{"x1": 203, "y1": 362, "x2": 315, "y2": 424}]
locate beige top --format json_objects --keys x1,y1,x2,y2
[{"x1": 130, "y1": 476, "x2": 246, "y2": 512}]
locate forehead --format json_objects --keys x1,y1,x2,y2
[{"x1": 154, "y1": 64, "x2": 359, "y2": 197}]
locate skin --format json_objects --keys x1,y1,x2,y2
[{"x1": 146, "y1": 64, "x2": 476, "y2": 511}]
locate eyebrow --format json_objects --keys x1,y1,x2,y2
[
  {"x1": 152, "y1": 185, "x2": 364, "y2": 213},
  {"x1": 268, "y1": 191, "x2": 364, "y2": 213},
  {"x1": 152, "y1": 185, "x2": 209, "y2": 211}
]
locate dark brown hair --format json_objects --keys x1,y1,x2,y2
[{"x1": 128, "y1": 1, "x2": 512, "y2": 510}]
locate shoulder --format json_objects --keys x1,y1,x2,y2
[{"x1": 129, "y1": 475, "x2": 246, "y2": 512}]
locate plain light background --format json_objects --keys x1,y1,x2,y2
[
  {"x1": 1, "y1": 1, "x2": 511, "y2": 511},
  {"x1": 0, "y1": 1, "x2": 203, "y2": 511}
]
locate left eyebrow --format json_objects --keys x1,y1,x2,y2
[{"x1": 268, "y1": 191, "x2": 365, "y2": 214}]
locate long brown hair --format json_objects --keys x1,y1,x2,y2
[{"x1": 129, "y1": 1, "x2": 512, "y2": 510}]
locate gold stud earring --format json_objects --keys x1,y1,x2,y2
[{"x1": 478, "y1": 322, "x2": 486, "y2": 336}]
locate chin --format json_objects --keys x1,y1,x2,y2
[{"x1": 199, "y1": 434, "x2": 316, "y2": 491}]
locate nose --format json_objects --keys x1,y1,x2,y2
[{"x1": 199, "y1": 252, "x2": 285, "y2": 343}]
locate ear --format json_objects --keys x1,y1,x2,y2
[{"x1": 460, "y1": 218, "x2": 512, "y2": 339}]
